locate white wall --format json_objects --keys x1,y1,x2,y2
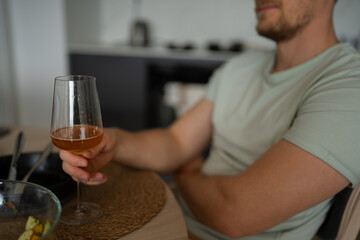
[
  {"x1": 0, "y1": 0, "x2": 68, "y2": 128},
  {"x1": 0, "y1": 0, "x2": 17, "y2": 124},
  {"x1": 334, "y1": 0, "x2": 360, "y2": 47},
  {"x1": 66, "y1": 0, "x2": 275, "y2": 49},
  {"x1": 66, "y1": 0, "x2": 360, "y2": 50},
  {"x1": 66, "y1": 0, "x2": 102, "y2": 44}
]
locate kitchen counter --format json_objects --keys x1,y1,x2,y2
[{"x1": 68, "y1": 43, "x2": 237, "y2": 62}]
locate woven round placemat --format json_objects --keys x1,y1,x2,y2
[{"x1": 55, "y1": 162, "x2": 166, "y2": 240}]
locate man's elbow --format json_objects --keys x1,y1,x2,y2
[
  {"x1": 207, "y1": 206, "x2": 254, "y2": 238},
  {"x1": 213, "y1": 221, "x2": 253, "y2": 239}
]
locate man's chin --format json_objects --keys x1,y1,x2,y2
[
  {"x1": 256, "y1": 19, "x2": 278, "y2": 34},
  {"x1": 257, "y1": 29, "x2": 296, "y2": 43},
  {"x1": 256, "y1": 25, "x2": 277, "y2": 39}
]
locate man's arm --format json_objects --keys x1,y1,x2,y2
[
  {"x1": 61, "y1": 98, "x2": 214, "y2": 183},
  {"x1": 175, "y1": 139, "x2": 350, "y2": 238}
]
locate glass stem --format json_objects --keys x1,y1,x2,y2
[{"x1": 76, "y1": 181, "x2": 82, "y2": 213}]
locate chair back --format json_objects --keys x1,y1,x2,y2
[
  {"x1": 316, "y1": 187, "x2": 352, "y2": 240},
  {"x1": 336, "y1": 183, "x2": 360, "y2": 240}
]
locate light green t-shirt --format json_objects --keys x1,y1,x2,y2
[{"x1": 180, "y1": 43, "x2": 360, "y2": 240}]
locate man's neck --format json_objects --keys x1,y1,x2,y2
[{"x1": 272, "y1": 14, "x2": 339, "y2": 73}]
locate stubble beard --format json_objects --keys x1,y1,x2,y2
[{"x1": 256, "y1": 2, "x2": 314, "y2": 43}]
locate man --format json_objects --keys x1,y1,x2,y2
[{"x1": 61, "y1": 0, "x2": 360, "y2": 239}]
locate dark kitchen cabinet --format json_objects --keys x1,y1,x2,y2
[
  {"x1": 69, "y1": 52, "x2": 226, "y2": 130},
  {"x1": 70, "y1": 54, "x2": 147, "y2": 130}
]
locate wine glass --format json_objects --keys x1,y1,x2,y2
[{"x1": 50, "y1": 75, "x2": 104, "y2": 225}]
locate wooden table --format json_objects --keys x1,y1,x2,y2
[{"x1": 0, "y1": 126, "x2": 189, "y2": 240}]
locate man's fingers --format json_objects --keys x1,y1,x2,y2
[
  {"x1": 82, "y1": 135, "x2": 107, "y2": 159},
  {"x1": 71, "y1": 172, "x2": 107, "y2": 186},
  {"x1": 64, "y1": 162, "x2": 107, "y2": 185},
  {"x1": 60, "y1": 150, "x2": 88, "y2": 167},
  {"x1": 62, "y1": 161, "x2": 90, "y2": 181},
  {"x1": 59, "y1": 131, "x2": 111, "y2": 186},
  {"x1": 82, "y1": 172, "x2": 108, "y2": 185}
]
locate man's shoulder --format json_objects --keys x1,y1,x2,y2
[
  {"x1": 307, "y1": 43, "x2": 360, "y2": 85},
  {"x1": 327, "y1": 43, "x2": 360, "y2": 70},
  {"x1": 306, "y1": 44, "x2": 360, "y2": 99}
]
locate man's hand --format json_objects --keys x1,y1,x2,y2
[
  {"x1": 60, "y1": 128, "x2": 117, "y2": 185},
  {"x1": 174, "y1": 156, "x2": 204, "y2": 189},
  {"x1": 176, "y1": 156, "x2": 203, "y2": 174}
]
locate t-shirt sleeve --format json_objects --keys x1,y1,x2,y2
[
  {"x1": 283, "y1": 76, "x2": 360, "y2": 186},
  {"x1": 205, "y1": 67, "x2": 224, "y2": 102}
]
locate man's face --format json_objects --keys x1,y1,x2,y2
[{"x1": 255, "y1": 0, "x2": 316, "y2": 42}]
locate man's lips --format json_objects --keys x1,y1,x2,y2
[
  {"x1": 255, "y1": 3, "x2": 280, "y2": 14},
  {"x1": 256, "y1": 5, "x2": 278, "y2": 13}
]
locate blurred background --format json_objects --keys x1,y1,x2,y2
[{"x1": 0, "y1": 0, "x2": 359, "y2": 130}]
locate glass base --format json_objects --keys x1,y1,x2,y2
[{"x1": 60, "y1": 202, "x2": 102, "y2": 225}]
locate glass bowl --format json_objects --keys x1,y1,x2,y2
[{"x1": 0, "y1": 180, "x2": 61, "y2": 240}]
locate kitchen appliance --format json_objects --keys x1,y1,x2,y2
[
  {"x1": 129, "y1": 0, "x2": 151, "y2": 47},
  {"x1": 129, "y1": 19, "x2": 151, "y2": 47}
]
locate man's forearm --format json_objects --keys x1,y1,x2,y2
[
  {"x1": 175, "y1": 140, "x2": 351, "y2": 239},
  {"x1": 111, "y1": 127, "x2": 188, "y2": 172},
  {"x1": 175, "y1": 170, "x2": 281, "y2": 238},
  {"x1": 108, "y1": 99, "x2": 213, "y2": 173}
]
